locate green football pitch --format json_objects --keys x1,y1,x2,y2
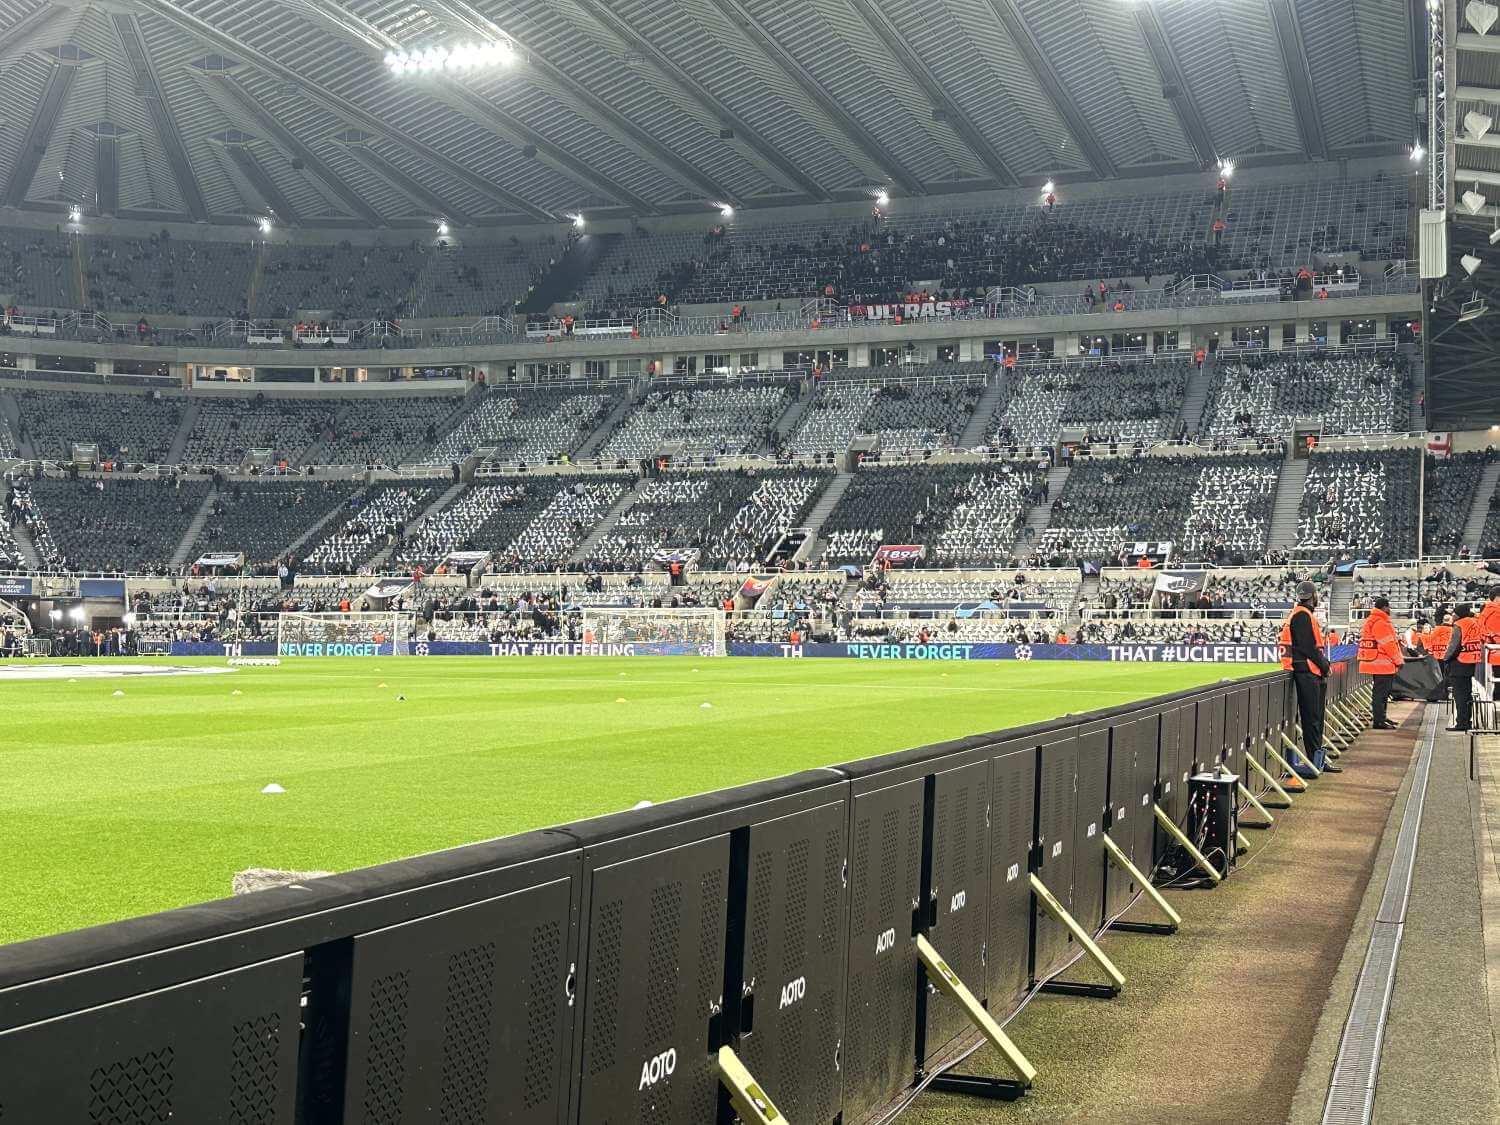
[{"x1": 0, "y1": 656, "x2": 1270, "y2": 945}]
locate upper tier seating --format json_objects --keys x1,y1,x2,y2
[
  {"x1": 422, "y1": 388, "x2": 614, "y2": 466},
  {"x1": 820, "y1": 463, "x2": 1043, "y2": 566},
  {"x1": 194, "y1": 480, "x2": 364, "y2": 566},
  {"x1": 700, "y1": 470, "x2": 830, "y2": 568},
  {"x1": 1038, "y1": 454, "x2": 1282, "y2": 563},
  {"x1": 789, "y1": 366, "x2": 989, "y2": 454},
  {"x1": 180, "y1": 399, "x2": 325, "y2": 466},
  {"x1": 256, "y1": 242, "x2": 424, "y2": 320},
  {"x1": 316, "y1": 396, "x2": 464, "y2": 467},
  {"x1": 1422, "y1": 453, "x2": 1486, "y2": 557},
  {"x1": 876, "y1": 571, "x2": 1079, "y2": 617},
  {"x1": 2, "y1": 476, "x2": 30, "y2": 568},
  {"x1": 0, "y1": 227, "x2": 75, "y2": 309},
  {"x1": 408, "y1": 236, "x2": 565, "y2": 317},
  {"x1": 1482, "y1": 490, "x2": 1500, "y2": 560},
  {"x1": 1200, "y1": 348, "x2": 1410, "y2": 438},
  {"x1": 581, "y1": 472, "x2": 765, "y2": 570},
  {"x1": 28, "y1": 477, "x2": 210, "y2": 572},
  {"x1": 578, "y1": 175, "x2": 1408, "y2": 310},
  {"x1": 990, "y1": 357, "x2": 1190, "y2": 447},
  {"x1": 15, "y1": 389, "x2": 180, "y2": 463},
  {"x1": 0, "y1": 415, "x2": 16, "y2": 459},
  {"x1": 302, "y1": 483, "x2": 441, "y2": 573},
  {"x1": 87, "y1": 234, "x2": 253, "y2": 318},
  {"x1": 599, "y1": 383, "x2": 789, "y2": 459},
  {"x1": 1295, "y1": 449, "x2": 1420, "y2": 560}
]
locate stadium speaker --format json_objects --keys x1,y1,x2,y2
[
  {"x1": 523, "y1": 143, "x2": 537, "y2": 159},
  {"x1": 719, "y1": 127, "x2": 734, "y2": 140},
  {"x1": 1461, "y1": 252, "x2": 1482, "y2": 278}
]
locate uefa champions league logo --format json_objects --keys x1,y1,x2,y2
[
  {"x1": 1014, "y1": 645, "x2": 1033, "y2": 661},
  {"x1": 413, "y1": 642, "x2": 430, "y2": 657}
]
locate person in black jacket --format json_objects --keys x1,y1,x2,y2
[{"x1": 1281, "y1": 580, "x2": 1341, "y2": 774}]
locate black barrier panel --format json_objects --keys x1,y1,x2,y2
[
  {"x1": 341, "y1": 878, "x2": 575, "y2": 1124},
  {"x1": 0, "y1": 954, "x2": 303, "y2": 1123},
  {"x1": 1248, "y1": 678, "x2": 1267, "y2": 743},
  {"x1": 1032, "y1": 730, "x2": 1078, "y2": 982},
  {"x1": 842, "y1": 776, "x2": 925, "y2": 1125},
  {"x1": 1195, "y1": 692, "x2": 1224, "y2": 770},
  {"x1": 1159, "y1": 703, "x2": 1189, "y2": 822},
  {"x1": 1222, "y1": 685, "x2": 1249, "y2": 779},
  {"x1": 738, "y1": 798, "x2": 848, "y2": 1124},
  {"x1": 986, "y1": 746, "x2": 1037, "y2": 1018},
  {"x1": 1072, "y1": 724, "x2": 1111, "y2": 935},
  {"x1": 576, "y1": 835, "x2": 730, "y2": 1123},
  {"x1": 1105, "y1": 712, "x2": 1159, "y2": 918},
  {"x1": 924, "y1": 758, "x2": 990, "y2": 1066}
]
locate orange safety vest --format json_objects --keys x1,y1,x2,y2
[
  {"x1": 1457, "y1": 616, "x2": 1485, "y2": 664},
  {"x1": 1479, "y1": 599, "x2": 1500, "y2": 665},
  {"x1": 1356, "y1": 609, "x2": 1402, "y2": 676},
  {"x1": 1279, "y1": 604, "x2": 1324, "y2": 676},
  {"x1": 1428, "y1": 623, "x2": 1453, "y2": 657}
]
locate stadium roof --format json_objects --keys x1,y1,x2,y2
[{"x1": 0, "y1": 0, "x2": 1421, "y2": 229}]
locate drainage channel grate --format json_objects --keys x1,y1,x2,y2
[{"x1": 1321, "y1": 712, "x2": 1437, "y2": 1125}]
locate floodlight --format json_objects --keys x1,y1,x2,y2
[
  {"x1": 719, "y1": 204, "x2": 734, "y2": 217},
  {"x1": 258, "y1": 216, "x2": 273, "y2": 233},
  {"x1": 1410, "y1": 143, "x2": 1425, "y2": 161},
  {"x1": 1467, "y1": 1, "x2": 1498, "y2": 35},
  {"x1": 123, "y1": 612, "x2": 136, "y2": 627},
  {"x1": 875, "y1": 191, "x2": 890, "y2": 205},
  {"x1": 1462, "y1": 252, "x2": 1483, "y2": 276},
  {"x1": 437, "y1": 220, "x2": 449, "y2": 235},
  {"x1": 48, "y1": 609, "x2": 61, "y2": 621},
  {"x1": 1042, "y1": 180, "x2": 1055, "y2": 193},
  {"x1": 1465, "y1": 110, "x2": 1494, "y2": 141},
  {"x1": 69, "y1": 606, "x2": 85, "y2": 622},
  {"x1": 1462, "y1": 187, "x2": 1488, "y2": 215},
  {"x1": 1218, "y1": 159, "x2": 1235, "y2": 177},
  {"x1": 68, "y1": 205, "x2": 81, "y2": 222},
  {"x1": 1459, "y1": 296, "x2": 1490, "y2": 322},
  {"x1": 571, "y1": 213, "x2": 586, "y2": 228}
]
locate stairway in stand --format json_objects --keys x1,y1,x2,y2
[
  {"x1": 1176, "y1": 355, "x2": 1214, "y2": 439},
  {"x1": 958, "y1": 372, "x2": 1007, "y2": 448},
  {"x1": 1461, "y1": 461, "x2": 1500, "y2": 554},
  {"x1": 1266, "y1": 451, "x2": 1310, "y2": 552},
  {"x1": 169, "y1": 487, "x2": 219, "y2": 569},
  {"x1": 792, "y1": 471, "x2": 852, "y2": 565}
]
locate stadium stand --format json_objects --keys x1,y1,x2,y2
[
  {"x1": 180, "y1": 399, "x2": 325, "y2": 466},
  {"x1": 193, "y1": 480, "x2": 364, "y2": 568},
  {"x1": 13, "y1": 389, "x2": 181, "y2": 463},
  {"x1": 317, "y1": 395, "x2": 464, "y2": 467},
  {"x1": 421, "y1": 388, "x2": 615, "y2": 466},
  {"x1": 990, "y1": 356, "x2": 1190, "y2": 447},
  {"x1": 1295, "y1": 448, "x2": 1420, "y2": 560},
  {"x1": 393, "y1": 479, "x2": 593, "y2": 569},
  {"x1": 504, "y1": 477, "x2": 635, "y2": 569},
  {"x1": 798, "y1": 368, "x2": 987, "y2": 452},
  {"x1": 408, "y1": 236, "x2": 565, "y2": 317},
  {"x1": 1038, "y1": 453, "x2": 1283, "y2": 564},
  {"x1": 256, "y1": 241, "x2": 423, "y2": 320},
  {"x1": 1199, "y1": 347, "x2": 1410, "y2": 438},
  {"x1": 581, "y1": 471, "x2": 766, "y2": 570},
  {"x1": 301, "y1": 482, "x2": 441, "y2": 573},
  {"x1": 0, "y1": 226, "x2": 75, "y2": 309},
  {"x1": 27, "y1": 477, "x2": 211, "y2": 572},
  {"x1": 86, "y1": 234, "x2": 254, "y2": 319},
  {"x1": 699, "y1": 470, "x2": 831, "y2": 568},
  {"x1": 598, "y1": 382, "x2": 789, "y2": 459},
  {"x1": 1422, "y1": 452, "x2": 1487, "y2": 557}
]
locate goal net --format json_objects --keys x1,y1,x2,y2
[
  {"x1": 580, "y1": 607, "x2": 727, "y2": 657},
  {"x1": 276, "y1": 612, "x2": 412, "y2": 657}
]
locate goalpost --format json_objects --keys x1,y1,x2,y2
[
  {"x1": 580, "y1": 607, "x2": 727, "y2": 657},
  {"x1": 276, "y1": 611, "x2": 413, "y2": 657}
]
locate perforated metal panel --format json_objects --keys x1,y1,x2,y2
[
  {"x1": 577, "y1": 835, "x2": 729, "y2": 1123},
  {"x1": 842, "y1": 777, "x2": 924, "y2": 1125},
  {"x1": 986, "y1": 746, "x2": 1035, "y2": 1019},
  {"x1": 1247, "y1": 679, "x2": 1267, "y2": 743},
  {"x1": 1222, "y1": 687, "x2": 1249, "y2": 777},
  {"x1": 737, "y1": 799, "x2": 848, "y2": 1124},
  {"x1": 343, "y1": 876, "x2": 576, "y2": 1124},
  {"x1": 1105, "y1": 715, "x2": 1151, "y2": 918},
  {"x1": 0, "y1": 955, "x2": 301, "y2": 1124},
  {"x1": 1195, "y1": 692, "x2": 1224, "y2": 770},
  {"x1": 1156, "y1": 704, "x2": 1189, "y2": 864},
  {"x1": 1032, "y1": 731, "x2": 1078, "y2": 981},
  {"x1": 924, "y1": 759, "x2": 989, "y2": 1064}
]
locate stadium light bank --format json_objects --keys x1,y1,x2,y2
[{"x1": 385, "y1": 41, "x2": 516, "y2": 75}]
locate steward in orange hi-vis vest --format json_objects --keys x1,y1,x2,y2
[
  {"x1": 1358, "y1": 598, "x2": 1404, "y2": 728},
  {"x1": 1282, "y1": 581, "x2": 1333, "y2": 774}
]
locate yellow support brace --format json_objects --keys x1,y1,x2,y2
[
  {"x1": 1029, "y1": 873, "x2": 1127, "y2": 990},
  {"x1": 915, "y1": 934, "x2": 1038, "y2": 1087},
  {"x1": 1280, "y1": 732, "x2": 1321, "y2": 778},
  {"x1": 1101, "y1": 833, "x2": 1181, "y2": 928},
  {"x1": 1235, "y1": 830, "x2": 1250, "y2": 854},
  {"x1": 1262, "y1": 739, "x2": 1309, "y2": 792},
  {"x1": 1151, "y1": 804, "x2": 1223, "y2": 885},
  {"x1": 1237, "y1": 780, "x2": 1274, "y2": 825},
  {"x1": 717, "y1": 1046, "x2": 786, "y2": 1124},
  {"x1": 1245, "y1": 752, "x2": 1295, "y2": 803}
]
